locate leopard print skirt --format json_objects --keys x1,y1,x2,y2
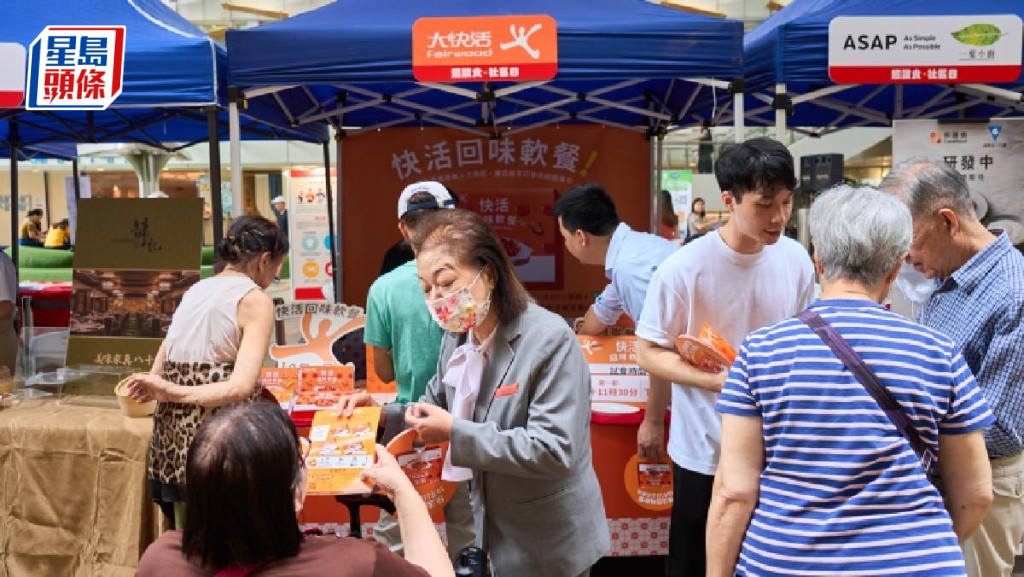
[{"x1": 147, "y1": 360, "x2": 259, "y2": 503}]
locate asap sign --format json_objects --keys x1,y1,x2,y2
[{"x1": 829, "y1": 15, "x2": 1022, "y2": 84}]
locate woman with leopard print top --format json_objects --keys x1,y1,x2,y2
[{"x1": 126, "y1": 215, "x2": 287, "y2": 528}]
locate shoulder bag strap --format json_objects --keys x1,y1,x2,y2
[{"x1": 796, "y1": 309, "x2": 935, "y2": 472}]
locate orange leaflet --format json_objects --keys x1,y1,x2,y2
[
  {"x1": 293, "y1": 364, "x2": 355, "y2": 411},
  {"x1": 386, "y1": 429, "x2": 457, "y2": 523},
  {"x1": 304, "y1": 407, "x2": 381, "y2": 496},
  {"x1": 258, "y1": 367, "x2": 299, "y2": 409}
]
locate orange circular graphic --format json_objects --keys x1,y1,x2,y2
[
  {"x1": 623, "y1": 454, "x2": 673, "y2": 511},
  {"x1": 386, "y1": 429, "x2": 457, "y2": 523},
  {"x1": 302, "y1": 260, "x2": 320, "y2": 278}
]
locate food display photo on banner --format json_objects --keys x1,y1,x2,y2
[
  {"x1": 67, "y1": 198, "x2": 203, "y2": 374},
  {"x1": 462, "y1": 188, "x2": 559, "y2": 286},
  {"x1": 285, "y1": 168, "x2": 336, "y2": 302},
  {"x1": 893, "y1": 118, "x2": 1024, "y2": 247}
]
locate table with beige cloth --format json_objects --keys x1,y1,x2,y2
[{"x1": 0, "y1": 398, "x2": 163, "y2": 577}]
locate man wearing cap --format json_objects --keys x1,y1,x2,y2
[
  {"x1": 271, "y1": 196, "x2": 288, "y2": 239},
  {"x1": 364, "y1": 181, "x2": 473, "y2": 561}
]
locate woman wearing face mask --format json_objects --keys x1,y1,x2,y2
[
  {"x1": 339, "y1": 209, "x2": 610, "y2": 577},
  {"x1": 126, "y1": 215, "x2": 286, "y2": 529}
]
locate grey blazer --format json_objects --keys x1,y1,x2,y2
[{"x1": 391, "y1": 303, "x2": 610, "y2": 577}]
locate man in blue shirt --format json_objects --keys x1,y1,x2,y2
[
  {"x1": 554, "y1": 183, "x2": 679, "y2": 459},
  {"x1": 882, "y1": 159, "x2": 1024, "y2": 577}
]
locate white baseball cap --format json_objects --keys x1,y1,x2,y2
[
  {"x1": 271, "y1": 195, "x2": 286, "y2": 204},
  {"x1": 397, "y1": 181, "x2": 456, "y2": 219}
]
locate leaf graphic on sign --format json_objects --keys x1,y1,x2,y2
[{"x1": 951, "y1": 24, "x2": 1005, "y2": 46}]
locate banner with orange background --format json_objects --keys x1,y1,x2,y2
[{"x1": 339, "y1": 125, "x2": 651, "y2": 316}]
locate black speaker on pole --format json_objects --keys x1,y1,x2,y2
[{"x1": 799, "y1": 154, "x2": 845, "y2": 192}]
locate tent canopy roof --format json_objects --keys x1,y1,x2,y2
[
  {"x1": 2, "y1": 0, "x2": 326, "y2": 148},
  {"x1": 227, "y1": 0, "x2": 745, "y2": 134},
  {"x1": 743, "y1": 0, "x2": 1024, "y2": 129}
]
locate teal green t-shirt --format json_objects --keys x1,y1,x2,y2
[{"x1": 363, "y1": 261, "x2": 443, "y2": 403}]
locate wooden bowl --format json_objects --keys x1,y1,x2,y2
[{"x1": 114, "y1": 378, "x2": 156, "y2": 418}]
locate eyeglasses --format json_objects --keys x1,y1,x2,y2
[{"x1": 299, "y1": 436, "x2": 311, "y2": 468}]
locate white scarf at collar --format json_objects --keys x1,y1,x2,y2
[{"x1": 440, "y1": 328, "x2": 496, "y2": 482}]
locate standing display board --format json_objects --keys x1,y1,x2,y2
[
  {"x1": 67, "y1": 198, "x2": 202, "y2": 371},
  {"x1": 661, "y1": 169, "x2": 693, "y2": 238},
  {"x1": 893, "y1": 118, "x2": 1024, "y2": 246},
  {"x1": 286, "y1": 168, "x2": 336, "y2": 302}
]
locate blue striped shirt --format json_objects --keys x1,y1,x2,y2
[
  {"x1": 717, "y1": 300, "x2": 994, "y2": 576},
  {"x1": 920, "y1": 232, "x2": 1024, "y2": 458}
]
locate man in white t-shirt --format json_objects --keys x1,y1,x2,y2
[{"x1": 636, "y1": 138, "x2": 815, "y2": 577}]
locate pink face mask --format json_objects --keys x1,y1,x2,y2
[{"x1": 426, "y1": 269, "x2": 491, "y2": 333}]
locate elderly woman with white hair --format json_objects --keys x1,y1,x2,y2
[{"x1": 706, "y1": 185, "x2": 995, "y2": 577}]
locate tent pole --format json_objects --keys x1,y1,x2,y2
[
  {"x1": 9, "y1": 120, "x2": 18, "y2": 278},
  {"x1": 334, "y1": 132, "x2": 344, "y2": 302},
  {"x1": 732, "y1": 78, "x2": 745, "y2": 143},
  {"x1": 229, "y1": 99, "x2": 244, "y2": 218},
  {"x1": 72, "y1": 157, "x2": 82, "y2": 246},
  {"x1": 648, "y1": 136, "x2": 656, "y2": 234},
  {"x1": 207, "y1": 108, "x2": 224, "y2": 248},
  {"x1": 775, "y1": 83, "x2": 787, "y2": 142},
  {"x1": 322, "y1": 140, "x2": 338, "y2": 303},
  {"x1": 72, "y1": 158, "x2": 81, "y2": 203},
  {"x1": 654, "y1": 133, "x2": 665, "y2": 235}
]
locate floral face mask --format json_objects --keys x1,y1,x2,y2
[{"x1": 426, "y1": 269, "x2": 491, "y2": 333}]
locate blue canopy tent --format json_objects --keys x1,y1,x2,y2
[
  {"x1": 0, "y1": 143, "x2": 77, "y2": 162},
  {"x1": 743, "y1": 0, "x2": 1024, "y2": 137},
  {"x1": 2, "y1": 0, "x2": 328, "y2": 268},
  {"x1": 226, "y1": 0, "x2": 746, "y2": 298}
]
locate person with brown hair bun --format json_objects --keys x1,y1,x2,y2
[{"x1": 126, "y1": 215, "x2": 287, "y2": 528}]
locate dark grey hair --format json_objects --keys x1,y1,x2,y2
[
  {"x1": 878, "y1": 158, "x2": 975, "y2": 221},
  {"x1": 810, "y1": 184, "x2": 911, "y2": 287}
]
